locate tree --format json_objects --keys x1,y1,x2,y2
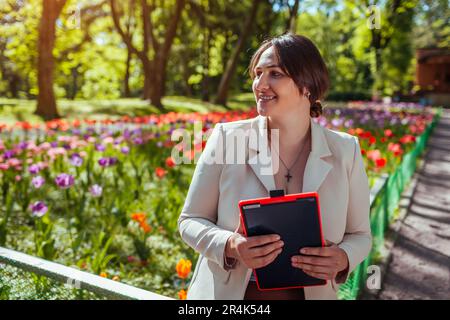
[
  {"x1": 358, "y1": 0, "x2": 417, "y2": 95},
  {"x1": 214, "y1": 0, "x2": 261, "y2": 106},
  {"x1": 414, "y1": 0, "x2": 450, "y2": 48},
  {"x1": 35, "y1": 0, "x2": 67, "y2": 119},
  {"x1": 0, "y1": 1, "x2": 24, "y2": 98},
  {"x1": 110, "y1": 0, "x2": 186, "y2": 110}
]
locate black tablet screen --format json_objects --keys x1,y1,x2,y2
[{"x1": 241, "y1": 196, "x2": 326, "y2": 289}]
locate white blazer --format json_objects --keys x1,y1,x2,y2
[{"x1": 178, "y1": 115, "x2": 372, "y2": 300}]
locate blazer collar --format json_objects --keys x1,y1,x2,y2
[{"x1": 248, "y1": 115, "x2": 333, "y2": 194}]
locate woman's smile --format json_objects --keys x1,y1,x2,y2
[{"x1": 258, "y1": 95, "x2": 277, "y2": 103}]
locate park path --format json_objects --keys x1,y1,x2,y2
[{"x1": 377, "y1": 108, "x2": 450, "y2": 299}]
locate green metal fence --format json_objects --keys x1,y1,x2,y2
[{"x1": 337, "y1": 108, "x2": 442, "y2": 300}]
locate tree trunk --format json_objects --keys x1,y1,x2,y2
[
  {"x1": 148, "y1": 0, "x2": 185, "y2": 110},
  {"x1": 124, "y1": 49, "x2": 132, "y2": 97},
  {"x1": 287, "y1": 0, "x2": 300, "y2": 33},
  {"x1": 150, "y1": 52, "x2": 165, "y2": 110},
  {"x1": 142, "y1": 58, "x2": 152, "y2": 101},
  {"x1": 69, "y1": 66, "x2": 79, "y2": 100},
  {"x1": 371, "y1": 29, "x2": 383, "y2": 96},
  {"x1": 9, "y1": 74, "x2": 20, "y2": 99},
  {"x1": 214, "y1": 0, "x2": 260, "y2": 106},
  {"x1": 35, "y1": 0, "x2": 66, "y2": 119}
]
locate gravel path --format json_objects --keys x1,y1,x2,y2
[{"x1": 378, "y1": 109, "x2": 450, "y2": 300}]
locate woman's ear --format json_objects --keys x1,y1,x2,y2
[{"x1": 302, "y1": 87, "x2": 311, "y2": 99}]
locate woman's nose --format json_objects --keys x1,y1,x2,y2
[{"x1": 254, "y1": 73, "x2": 270, "y2": 91}]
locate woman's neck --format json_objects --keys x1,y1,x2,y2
[{"x1": 267, "y1": 115, "x2": 311, "y2": 149}]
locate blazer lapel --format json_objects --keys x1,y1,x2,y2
[
  {"x1": 247, "y1": 116, "x2": 276, "y2": 193},
  {"x1": 302, "y1": 118, "x2": 333, "y2": 192}
]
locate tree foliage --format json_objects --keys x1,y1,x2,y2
[{"x1": 0, "y1": 0, "x2": 442, "y2": 117}]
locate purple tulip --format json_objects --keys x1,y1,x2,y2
[
  {"x1": 3, "y1": 150, "x2": 14, "y2": 159},
  {"x1": 28, "y1": 164, "x2": 41, "y2": 175},
  {"x1": 95, "y1": 144, "x2": 106, "y2": 152},
  {"x1": 108, "y1": 157, "x2": 118, "y2": 166},
  {"x1": 98, "y1": 157, "x2": 118, "y2": 167},
  {"x1": 131, "y1": 128, "x2": 142, "y2": 136},
  {"x1": 50, "y1": 141, "x2": 58, "y2": 148},
  {"x1": 89, "y1": 184, "x2": 103, "y2": 197},
  {"x1": 30, "y1": 201, "x2": 48, "y2": 217},
  {"x1": 120, "y1": 146, "x2": 130, "y2": 154},
  {"x1": 32, "y1": 176, "x2": 45, "y2": 189},
  {"x1": 331, "y1": 118, "x2": 343, "y2": 128},
  {"x1": 132, "y1": 137, "x2": 143, "y2": 145},
  {"x1": 70, "y1": 153, "x2": 83, "y2": 167},
  {"x1": 98, "y1": 157, "x2": 109, "y2": 167},
  {"x1": 55, "y1": 173, "x2": 74, "y2": 189},
  {"x1": 344, "y1": 119, "x2": 354, "y2": 128},
  {"x1": 17, "y1": 141, "x2": 28, "y2": 150}
]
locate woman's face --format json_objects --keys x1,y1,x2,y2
[{"x1": 252, "y1": 46, "x2": 309, "y2": 119}]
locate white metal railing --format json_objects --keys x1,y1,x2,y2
[{"x1": 0, "y1": 246, "x2": 172, "y2": 300}]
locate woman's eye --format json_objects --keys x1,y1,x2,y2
[{"x1": 255, "y1": 71, "x2": 282, "y2": 78}]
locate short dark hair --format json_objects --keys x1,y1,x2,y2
[{"x1": 248, "y1": 33, "x2": 329, "y2": 118}]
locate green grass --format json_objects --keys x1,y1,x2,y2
[
  {"x1": 0, "y1": 93, "x2": 256, "y2": 125},
  {"x1": 0, "y1": 264, "x2": 105, "y2": 300}
]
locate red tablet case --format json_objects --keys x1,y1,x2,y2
[{"x1": 238, "y1": 191, "x2": 327, "y2": 291}]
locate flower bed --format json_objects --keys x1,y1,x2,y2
[{"x1": 0, "y1": 104, "x2": 436, "y2": 299}]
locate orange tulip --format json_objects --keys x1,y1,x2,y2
[
  {"x1": 131, "y1": 212, "x2": 146, "y2": 223},
  {"x1": 178, "y1": 289, "x2": 187, "y2": 300},
  {"x1": 139, "y1": 221, "x2": 152, "y2": 233},
  {"x1": 176, "y1": 259, "x2": 192, "y2": 279}
]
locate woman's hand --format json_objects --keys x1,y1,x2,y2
[
  {"x1": 225, "y1": 233, "x2": 284, "y2": 269},
  {"x1": 291, "y1": 240, "x2": 349, "y2": 281}
]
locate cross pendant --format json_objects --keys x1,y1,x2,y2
[{"x1": 285, "y1": 171, "x2": 292, "y2": 182}]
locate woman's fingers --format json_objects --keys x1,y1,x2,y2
[
  {"x1": 250, "y1": 240, "x2": 284, "y2": 258},
  {"x1": 253, "y1": 248, "x2": 283, "y2": 268},
  {"x1": 291, "y1": 261, "x2": 332, "y2": 275},
  {"x1": 302, "y1": 269, "x2": 332, "y2": 280},
  {"x1": 291, "y1": 255, "x2": 332, "y2": 267},
  {"x1": 247, "y1": 234, "x2": 280, "y2": 248}
]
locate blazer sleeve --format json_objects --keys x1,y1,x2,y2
[
  {"x1": 177, "y1": 123, "x2": 236, "y2": 272},
  {"x1": 335, "y1": 136, "x2": 372, "y2": 284}
]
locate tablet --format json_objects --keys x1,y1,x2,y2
[{"x1": 238, "y1": 190, "x2": 327, "y2": 291}]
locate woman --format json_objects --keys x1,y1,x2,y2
[{"x1": 178, "y1": 33, "x2": 372, "y2": 300}]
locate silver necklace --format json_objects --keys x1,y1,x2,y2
[{"x1": 269, "y1": 127, "x2": 310, "y2": 192}]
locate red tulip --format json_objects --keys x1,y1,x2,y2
[
  {"x1": 165, "y1": 156, "x2": 176, "y2": 168},
  {"x1": 375, "y1": 158, "x2": 387, "y2": 168},
  {"x1": 155, "y1": 167, "x2": 167, "y2": 178}
]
